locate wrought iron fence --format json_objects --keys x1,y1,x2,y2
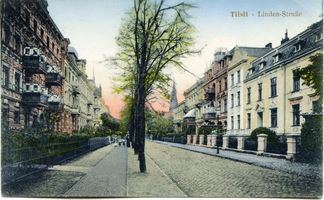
[
  {"x1": 228, "y1": 137, "x2": 237, "y2": 149},
  {"x1": 266, "y1": 136, "x2": 287, "y2": 155},
  {"x1": 2, "y1": 135, "x2": 109, "y2": 185}
]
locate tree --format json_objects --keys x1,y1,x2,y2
[
  {"x1": 147, "y1": 112, "x2": 174, "y2": 136},
  {"x1": 297, "y1": 52, "x2": 323, "y2": 102},
  {"x1": 100, "y1": 113, "x2": 120, "y2": 132},
  {"x1": 116, "y1": 0, "x2": 198, "y2": 172}
]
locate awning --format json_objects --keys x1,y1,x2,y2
[{"x1": 184, "y1": 109, "x2": 195, "y2": 119}]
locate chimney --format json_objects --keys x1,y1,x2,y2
[
  {"x1": 281, "y1": 29, "x2": 289, "y2": 45},
  {"x1": 265, "y1": 43, "x2": 272, "y2": 48}
]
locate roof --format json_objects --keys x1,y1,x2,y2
[
  {"x1": 238, "y1": 47, "x2": 272, "y2": 57},
  {"x1": 184, "y1": 109, "x2": 195, "y2": 118}
]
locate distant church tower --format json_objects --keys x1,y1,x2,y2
[{"x1": 169, "y1": 80, "x2": 178, "y2": 112}]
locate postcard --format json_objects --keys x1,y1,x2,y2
[{"x1": 0, "y1": 0, "x2": 322, "y2": 199}]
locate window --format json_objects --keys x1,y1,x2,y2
[
  {"x1": 247, "y1": 113, "x2": 251, "y2": 129},
  {"x1": 270, "y1": 77, "x2": 277, "y2": 97},
  {"x1": 237, "y1": 91, "x2": 240, "y2": 106},
  {"x1": 312, "y1": 101, "x2": 321, "y2": 113},
  {"x1": 294, "y1": 44, "x2": 302, "y2": 52},
  {"x1": 293, "y1": 70, "x2": 300, "y2": 92},
  {"x1": 237, "y1": 115, "x2": 240, "y2": 129},
  {"x1": 224, "y1": 98, "x2": 227, "y2": 112},
  {"x1": 247, "y1": 87, "x2": 251, "y2": 104},
  {"x1": 237, "y1": 70, "x2": 240, "y2": 83},
  {"x1": 14, "y1": 111, "x2": 20, "y2": 124},
  {"x1": 46, "y1": 36, "x2": 50, "y2": 47},
  {"x1": 218, "y1": 80, "x2": 222, "y2": 92},
  {"x1": 14, "y1": 72, "x2": 20, "y2": 92},
  {"x1": 40, "y1": 28, "x2": 44, "y2": 38},
  {"x1": 270, "y1": 108, "x2": 277, "y2": 127},
  {"x1": 231, "y1": 116, "x2": 234, "y2": 129},
  {"x1": 231, "y1": 94, "x2": 234, "y2": 108},
  {"x1": 258, "y1": 83, "x2": 262, "y2": 101},
  {"x1": 33, "y1": 19, "x2": 38, "y2": 32},
  {"x1": 218, "y1": 101, "x2": 221, "y2": 111},
  {"x1": 257, "y1": 112, "x2": 263, "y2": 127},
  {"x1": 2, "y1": 65, "x2": 9, "y2": 87},
  {"x1": 52, "y1": 42, "x2": 55, "y2": 50},
  {"x1": 315, "y1": 32, "x2": 323, "y2": 41},
  {"x1": 231, "y1": 74, "x2": 234, "y2": 86},
  {"x1": 259, "y1": 62, "x2": 265, "y2": 70},
  {"x1": 4, "y1": 24, "x2": 10, "y2": 45},
  {"x1": 274, "y1": 54, "x2": 280, "y2": 63},
  {"x1": 292, "y1": 104, "x2": 300, "y2": 126},
  {"x1": 224, "y1": 77, "x2": 227, "y2": 90}
]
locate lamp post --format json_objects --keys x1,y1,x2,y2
[{"x1": 215, "y1": 105, "x2": 221, "y2": 154}]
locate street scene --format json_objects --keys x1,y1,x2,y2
[
  {"x1": 2, "y1": 141, "x2": 322, "y2": 198},
  {"x1": 1, "y1": 0, "x2": 323, "y2": 199}
]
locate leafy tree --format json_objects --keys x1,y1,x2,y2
[
  {"x1": 100, "y1": 113, "x2": 120, "y2": 132},
  {"x1": 198, "y1": 126, "x2": 214, "y2": 135},
  {"x1": 147, "y1": 112, "x2": 174, "y2": 136},
  {"x1": 297, "y1": 52, "x2": 323, "y2": 102},
  {"x1": 115, "y1": 0, "x2": 198, "y2": 172}
]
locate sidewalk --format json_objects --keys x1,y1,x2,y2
[
  {"x1": 63, "y1": 146, "x2": 128, "y2": 197},
  {"x1": 152, "y1": 140, "x2": 322, "y2": 179},
  {"x1": 127, "y1": 148, "x2": 187, "y2": 197}
]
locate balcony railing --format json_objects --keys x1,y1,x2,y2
[
  {"x1": 22, "y1": 93, "x2": 48, "y2": 107},
  {"x1": 22, "y1": 56, "x2": 47, "y2": 74},
  {"x1": 48, "y1": 103, "x2": 64, "y2": 112},
  {"x1": 203, "y1": 113, "x2": 217, "y2": 120},
  {"x1": 46, "y1": 73, "x2": 62, "y2": 86},
  {"x1": 203, "y1": 106, "x2": 217, "y2": 120},
  {"x1": 205, "y1": 88, "x2": 215, "y2": 101},
  {"x1": 72, "y1": 85, "x2": 80, "y2": 95},
  {"x1": 48, "y1": 95, "x2": 61, "y2": 104},
  {"x1": 22, "y1": 83, "x2": 48, "y2": 106}
]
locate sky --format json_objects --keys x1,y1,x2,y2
[{"x1": 47, "y1": 0, "x2": 322, "y2": 119}]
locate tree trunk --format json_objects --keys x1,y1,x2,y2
[{"x1": 134, "y1": 72, "x2": 146, "y2": 172}]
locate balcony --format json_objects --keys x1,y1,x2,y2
[
  {"x1": 71, "y1": 103, "x2": 80, "y2": 115},
  {"x1": 72, "y1": 85, "x2": 80, "y2": 95},
  {"x1": 22, "y1": 55, "x2": 47, "y2": 74},
  {"x1": 203, "y1": 107, "x2": 217, "y2": 120},
  {"x1": 205, "y1": 88, "x2": 215, "y2": 101},
  {"x1": 203, "y1": 113, "x2": 217, "y2": 120},
  {"x1": 46, "y1": 73, "x2": 62, "y2": 86},
  {"x1": 22, "y1": 83, "x2": 48, "y2": 107},
  {"x1": 48, "y1": 103, "x2": 64, "y2": 112}
]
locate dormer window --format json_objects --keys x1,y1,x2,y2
[
  {"x1": 294, "y1": 44, "x2": 302, "y2": 52},
  {"x1": 294, "y1": 40, "x2": 304, "y2": 52},
  {"x1": 259, "y1": 61, "x2": 266, "y2": 70},
  {"x1": 273, "y1": 53, "x2": 281, "y2": 63},
  {"x1": 315, "y1": 32, "x2": 323, "y2": 41}
]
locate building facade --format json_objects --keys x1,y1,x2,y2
[
  {"x1": 1, "y1": 0, "x2": 109, "y2": 133},
  {"x1": 1, "y1": 0, "x2": 69, "y2": 132},
  {"x1": 244, "y1": 20, "x2": 322, "y2": 136},
  {"x1": 227, "y1": 46, "x2": 271, "y2": 136},
  {"x1": 182, "y1": 79, "x2": 204, "y2": 134}
]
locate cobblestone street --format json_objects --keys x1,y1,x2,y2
[
  {"x1": 2, "y1": 142, "x2": 322, "y2": 198},
  {"x1": 145, "y1": 141, "x2": 322, "y2": 198}
]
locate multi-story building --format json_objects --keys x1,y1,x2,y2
[
  {"x1": 200, "y1": 50, "x2": 230, "y2": 131},
  {"x1": 244, "y1": 20, "x2": 322, "y2": 136},
  {"x1": 173, "y1": 100, "x2": 185, "y2": 133},
  {"x1": 226, "y1": 46, "x2": 271, "y2": 135},
  {"x1": 182, "y1": 78, "x2": 204, "y2": 134},
  {"x1": 1, "y1": 0, "x2": 109, "y2": 133},
  {"x1": 1, "y1": 0, "x2": 69, "y2": 132}
]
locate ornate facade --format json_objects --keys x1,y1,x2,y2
[{"x1": 1, "y1": 0, "x2": 109, "y2": 133}]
